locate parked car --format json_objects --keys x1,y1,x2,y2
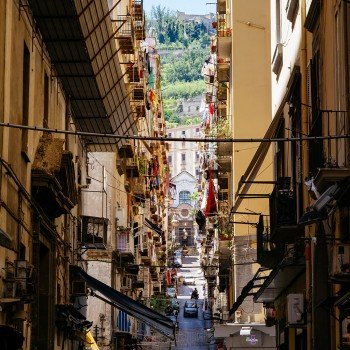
[
  {"x1": 183, "y1": 300, "x2": 198, "y2": 318},
  {"x1": 166, "y1": 287, "x2": 177, "y2": 298}
]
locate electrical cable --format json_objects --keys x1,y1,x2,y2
[{"x1": 0, "y1": 121, "x2": 349, "y2": 143}]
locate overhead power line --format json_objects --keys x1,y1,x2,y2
[{"x1": 0, "y1": 121, "x2": 349, "y2": 143}]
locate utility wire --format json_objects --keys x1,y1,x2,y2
[{"x1": 0, "y1": 121, "x2": 349, "y2": 143}]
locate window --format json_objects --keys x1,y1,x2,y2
[
  {"x1": 196, "y1": 152, "x2": 200, "y2": 161},
  {"x1": 182, "y1": 130, "x2": 186, "y2": 136},
  {"x1": 179, "y1": 191, "x2": 191, "y2": 204},
  {"x1": 196, "y1": 128, "x2": 200, "y2": 133},
  {"x1": 168, "y1": 132, "x2": 172, "y2": 137},
  {"x1": 22, "y1": 43, "x2": 30, "y2": 160},
  {"x1": 43, "y1": 73, "x2": 49, "y2": 127},
  {"x1": 181, "y1": 153, "x2": 186, "y2": 163},
  {"x1": 168, "y1": 155, "x2": 172, "y2": 164},
  {"x1": 276, "y1": 0, "x2": 281, "y2": 43}
]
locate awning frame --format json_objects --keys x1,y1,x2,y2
[
  {"x1": 230, "y1": 66, "x2": 301, "y2": 220},
  {"x1": 71, "y1": 266, "x2": 174, "y2": 339}
]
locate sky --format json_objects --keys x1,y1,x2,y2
[{"x1": 143, "y1": 0, "x2": 213, "y2": 15}]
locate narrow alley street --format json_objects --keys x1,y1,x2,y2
[
  {"x1": 1, "y1": 1, "x2": 350, "y2": 349},
  {"x1": 139, "y1": 251, "x2": 215, "y2": 350},
  {"x1": 174, "y1": 253, "x2": 214, "y2": 350}
]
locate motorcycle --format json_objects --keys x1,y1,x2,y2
[{"x1": 191, "y1": 291, "x2": 199, "y2": 300}]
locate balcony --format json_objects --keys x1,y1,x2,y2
[
  {"x1": 269, "y1": 178, "x2": 303, "y2": 244},
  {"x1": 126, "y1": 65, "x2": 141, "y2": 83},
  {"x1": 204, "y1": 267, "x2": 217, "y2": 279},
  {"x1": 80, "y1": 216, "x2": 108, "y2": 249},
  {"x1": 217, "y1": 156, "x2": 231, "y2": 173},
  {"x1": 314, "y1": 168, "x2": 350, "y2": 193},
  {"x1": 132, "y1": 0, "x2": 143, "y2": 20},
  {"x1": 32, "y1": 136, "x2": 77, "y2": 218},
  {"x1": 118, "y1": 141, "x2": 134, "y2": 158},
  {"x1": 125, "y1": 158, "x2": 140, "y2": 178},
  {"x1": 217, "y1": 85, "x2": 228, "y2": 101},
  {"x1": 131, "y1": 179, "x2": 146, "y2": 202},
  {"x1": 217, "y1": 101, "x2": 227, "y2": 117},
  {"x1": 217, "y1": 62, "x2": 230, "y2": 82},
  {"x1": 140, "y1": 242, "x2": 152, "y2": 265},
  {"x1": 116, "y1": 230, "x2": 134, "y2": 263},
  {"x1": 133, "y1": 104, "x2": 146, "y2": 118},
  {"x1": 217, "y1": 0, "x2": 227, "y2": 14},
  {"x1": 134, "y1": 19, "x2": 145, "y2": 41},
  {"x1": 217, "y1": 24, "x2": 231, "y2": 59},
  {"x1": 130, "y1": 86, "x2": 145, "y2": 102},
  {"x1": 114, "y1": 16, "x2": 134, "y2": 54},
  {"x1": 149, "y1": 266, "x2": 159, "y2": 282},
  {"x1": 132, "y1": 280, "x2": 145, "y2": 289},
  {"x1": 132, "y1": 0, "x2": 145, "y2": 41},
  {"x1": 256, "y1": 216, "x2": 283, "y2": 269}
]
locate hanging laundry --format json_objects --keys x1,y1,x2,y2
[
  {"x1": 205, "y1": 175, "x2": 217, "y2": 217},
  {"x1": 208, "y1": 103, "x2": 215, "y2": 116}
]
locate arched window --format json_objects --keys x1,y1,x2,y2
[{"x1": 179, "y1": 191, "x2": 191, "y2": 204}]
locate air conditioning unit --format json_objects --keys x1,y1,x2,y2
[
  {"x1": 287, "y1": 293, "x2": 304, "y2": 325},
  {"x1": 116, "y1": 207, "x2": 127, "y2": 228},
  {"x1": 331, "y1": 244, "x2": 350, "y2": 279},
  {"x1": 71, "y1": 280, "x2": 88, "y2": 296}
]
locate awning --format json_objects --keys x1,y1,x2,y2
[
  {"x1": 254, "y1": 257, "x2": 305, "y2": 303},
  {"x1": 71, "y1": 266, "x2": 174, "y2": 339},
  {"x1": 56, "y1": 304, "x2": 93, "y2": 341},
  {"x1": 28, "y1": 0, "x2": 137, "y2": 152},
  {"x1": 86, "y1": 331, "x2": 100, "y2": 350},
  {"x1": 229, "y1": 115, "x2": 283, "y2": 217},
  {"x1": 144, "y1": 218, "x2": 163, "y2": 236}
]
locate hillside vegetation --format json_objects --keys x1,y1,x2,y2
[{"x1": 147, "y1": 6, "x2": 212, "y2": 126}]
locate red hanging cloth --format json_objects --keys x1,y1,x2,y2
[
  {"x1": 205, "y1": 175, "x2": 217, "y2": 217},
  {"x1": 208, "y1": 103, "x2": 215, "y2": 116}
]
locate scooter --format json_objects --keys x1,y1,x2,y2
[{"x1": 191, "y1": 292, "x2": 199, "y2": 300}]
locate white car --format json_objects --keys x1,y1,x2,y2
[
  {"x1": 183, "y1": 276, "x2": 196, "y2": 285},
  {"x1": 166, "y1": 287, "x2": 177, "y2": 298}
]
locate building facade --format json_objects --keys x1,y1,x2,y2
[
  {"x1": 167, "y1": 124, "x2": 202, "y2": 180},
  {"x1": 202, "y1": 1, "x2": 350, "y2": 350},
  {"x1": 0, "y1": 1, "x2": 172, "y2": 349}
]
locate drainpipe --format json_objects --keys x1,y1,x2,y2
[{"x1": 300, "y1": 1, "x2": 311, "y2": 349}]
